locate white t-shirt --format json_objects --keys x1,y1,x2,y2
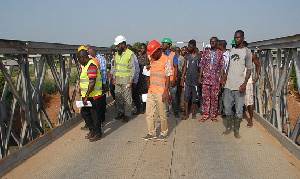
[{"x1": 225, "y1": 47, "x2": 252, "y2": 90}]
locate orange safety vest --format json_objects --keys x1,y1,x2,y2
[
  {"x1": 166, "y1": 51, "x2": 175, "y2": 81},
  {"x1": 148, "y1": 54, "x2": 169, "y2": 94},
  {"x1": 91, "y1": 57, "x2": 100, "y2": 69}
]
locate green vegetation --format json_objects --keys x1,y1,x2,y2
[
  {"x1": 70, "y1": 70, "x2": 79, "y2": 86},
  {"x1": 0, "y1": 72, "x2": 4, "y2": 95},
  {"x1": 43, "y1": 120, "x2": 53, "y2": 132},
  {"x1": 0, "y1": 72, "x2": 14, "y2": 109},
  {"x1": 43, "y1": 79, "x2": 57, "y2": 94},
  {"x1": 291, "y1": 66, "x2": 298, "y2": 91}
]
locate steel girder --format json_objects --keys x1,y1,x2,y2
[{"x1": 249, "y1": 35, "x2": 300, "y2": 144}]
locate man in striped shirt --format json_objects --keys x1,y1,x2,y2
[{"x1": 78, "y1": 48, "x2": 105, "y2": 142}]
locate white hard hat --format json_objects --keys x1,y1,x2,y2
[{"x1": 114, "y1": 35, "x2": 126, "y2": 45}]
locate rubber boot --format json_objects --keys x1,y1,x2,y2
[
  {"x1": 234, "y1": 116, "x2": 242, "y2": 139},
  {"x1": 222, "y1": 115, "x2": 233, "y2": 135}
]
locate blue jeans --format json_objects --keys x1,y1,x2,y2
[
  {"x1": 223, "y1": 88, "x2": 245, "y2": 118},
  {"x1": 166, "y1": 85, "x2": 179, "y2": 114}
]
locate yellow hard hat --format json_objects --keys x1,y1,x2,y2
[{"x1": 77, "y1": 46, "x2": 87, "y2": 52}]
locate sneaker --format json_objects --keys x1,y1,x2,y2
[
  {"x1": 157, "y1": 135, "x2": 167, "y2": 141},
  {"x1": 122, "y1": 115, "x2": 129, "y2": 123},
  {"x1": 85, "y1": 131, "x2": 94, "y2": 139},
  {"x1": 115, "y1": 113, "x2": 124, "y2": 120},
  {"x1": 89, "y1": 133, "x2": 102, "y2": 142},
  {"x1": 132, "y1": 110, "x2": 140, "y2": 115},
  {"x1": 142, "y1": 134, "x2": 157, "y2": 140}
]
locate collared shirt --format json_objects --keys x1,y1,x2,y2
[
  {"x1": 133, "y1": 55, "x2": 140, "y2": 84},
  {"x1": 95, "y1": 53, "x2": 107, "y2": 85},
  {"x1": 163, "y1": 50, "x2": 178, "y2": 65},
  {"x1": 199, "y1": 49, "x2": 225, "y2": 86}
]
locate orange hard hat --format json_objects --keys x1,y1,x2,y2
[{"x1": 147, "y1": 40, "x2": 161, "y2": 56}]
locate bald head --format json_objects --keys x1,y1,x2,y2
[
  {"x1": 87, "y1": 46, "x2": 96, "y2": 58},
  {"x1": 77, "y1": 49, "x2": 89, "y2": 65}
]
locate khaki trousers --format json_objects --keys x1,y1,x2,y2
[
  {"x1": 146, "y1": 92, "x2": 168, "y2": 136},
  {"x1": 115, "y1": 83, "x2": 132, "y2": 117}
]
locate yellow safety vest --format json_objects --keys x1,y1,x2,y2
[
  {"x1": 80, "y1": 59, "x2": 102, "y2": 97},
  {"x1": 115, "y1": 49, "x2": 133, "y2": 77}
]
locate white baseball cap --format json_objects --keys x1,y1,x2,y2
[{"x1": 114, "y1": 35, "x2": 126, "y2": 45}]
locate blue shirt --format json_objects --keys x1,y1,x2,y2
[
  {"x1": 133, "y1": 55, "x2": 140, "y2": 84},
  {"x1": 164, "y1": 50, "x2": 178, "y2": 65},
  {"x1": 110, "y1": 58, "x2": 114, "y2": 78},
  {"x1": 95, "y1": 53, "x2": 107, "y2": 85}
]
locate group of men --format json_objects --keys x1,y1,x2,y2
[{"x1": 77, "y1": 30, "x2": 260, "y2": 142}]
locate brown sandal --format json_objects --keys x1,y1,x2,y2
[
  {"x1": 182, "y1": 115, "x2": 189, "y2": 120},
  {"x1": 246, "y1": 123, "x2": 253, "y2": 128},
  {"x1": 192, "y1": 114, "x2": 196, "y2": 119}
]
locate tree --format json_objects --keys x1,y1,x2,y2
[
  {"x1": 110, "y1": 44, "x2": 116, "y2": 50},
  {"x1": 132, "y1": 42, "x2": 142, "y2": 51}
]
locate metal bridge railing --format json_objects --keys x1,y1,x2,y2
[
  {"x1": 0, "y1": 39, "x2": 110, "y2": 158},
  {"x1": 248, "y1": 34, "x2": 300, "y2": 144}
]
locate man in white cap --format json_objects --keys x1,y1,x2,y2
[{"x1": 112, "y1": 35, "x2": 136, "y2": 123}]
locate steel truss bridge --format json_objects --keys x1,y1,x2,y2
[
  {"x1": 0, "y1": 40, "x2": 110, "y2": 159},
  {"x1": 0, "y1": 35, "x2": 299, "y2": 164}
]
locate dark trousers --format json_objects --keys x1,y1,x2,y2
[
  {"x1": 110, "y1": 78, "x2": 115, "y2": 100},
  {"x1": 81, "y1": 96, "x2": 106, "y2": 135},
  {"x1": 132, "y1": 85, "x2": 142, "y2": 111}
]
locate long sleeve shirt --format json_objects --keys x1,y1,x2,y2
[
  {"x1": 133, "y1": 55, "x2": 140, "y2": 84},
  {"x1": 110, "y1": 58, "x2": 114, "y2": 78},
  {"x1": 95, "y1": 53, "x2": 107, "y2": 85}
]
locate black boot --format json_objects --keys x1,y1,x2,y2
[
  {"x1": 115, "y1": 113, "x2": 124, "y2": 120},
  {"x1": 132, "y1": 110, "x2": 140, "y2": 115},
  {"x1": 222, "y1": 115, "x2": 233, "y2": 135},
  {"x1": 234, "y1": 116, "x2": 242, "y2": 139}
]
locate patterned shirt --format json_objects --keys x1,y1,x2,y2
[
  {"x1": 177, "y1": 55, "x2": 185, "y2": 73},
  {"x1": 95, "y1": 53, "x2": 107, "y2": 85},
  {"x1": 199, "y1": 49, "x2": 225, "y2": 86},
  {"x1": 138, "y1": 53, "x2": 150, "y2": 67},
  {"x1": 223, "y1": 50, "x2": 230, "y2": 73},
  {"x1": 163, "y1": 50, "x2": 178, "y2": 65}
]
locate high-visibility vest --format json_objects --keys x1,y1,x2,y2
[
  {"x1": 80, "y1": 59, "x2": 102, "y2": 97},
  {"x1": 91, "y1": 57, "x2": 100, "y2": 69},
  {"x1": 115, "y1": 49, "x2": 133, "y2": 77},
  {"x1": 148, "y1": 54, "x2": 169, "y2": 94},
  {"x1": 166, "y1": 51, "x2": 175, "y2": 81}
]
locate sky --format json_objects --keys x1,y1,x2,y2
[{"x1": 0, "y1": 0, "x2": 299, "y2": 49}]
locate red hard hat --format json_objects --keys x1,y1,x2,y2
[{"x1": 147, "y1": 40, "x2": 161, "y2": 56}]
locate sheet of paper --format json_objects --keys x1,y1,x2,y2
[
  {"x1": 142, "y1": 94, "x2": 148, "y2": 102},
  {"x1": 76, "y1": 101, "x2": 92, "y2": 108},
  {"x1": 142, "y1": 66, "x2": 150, "y2": 76}
]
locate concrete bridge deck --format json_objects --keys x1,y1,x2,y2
[{"x1": 3, "y1": 104, "x2": 300, "y2": 179}]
